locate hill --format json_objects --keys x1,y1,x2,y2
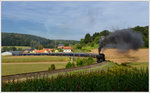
[{"x1": 2, "y1": 32, "x2": 79, "y2": 48}]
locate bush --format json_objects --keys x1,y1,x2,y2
[
  {"x1": 76, "y1": 57, "x2": 94, "y2": 66},
  {"x1": 48, "y1": 64, "x2": 55, "y2": 71},
  {"x1": 76, "y1": 59, "x2": 84, "y2": 66},
  {"x1": 87, "y1": 57, "x2": 94, "y2": 65},
  {"x1": 66, "y1": 62, "x2": 75, "y2": 68}
]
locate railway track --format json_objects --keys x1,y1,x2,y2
[{"x1": 2, "y1": 62, "x2": 107, "y2": 83}]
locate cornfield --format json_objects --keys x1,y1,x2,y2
[{"x1": 2, "y1": 64, "x2": 148, "y2": 92}]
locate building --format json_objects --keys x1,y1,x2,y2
[
  {"x1": 12, "y1": 51, "x2": 24, "y2": 55},
  {"x1": 2, "y1": 52, "x2": 12, "y2": 56},
  {"x1": 57, "y1": 44, "x2": 64, "y2": 49},
  {"x1": 63, "y1": 46, "x2": 73, "y2": 53},
  {"x1": 32, "y1": 48, "x2": 53, "y2": 53},
  {"x1": 23, "y1": 50, "x2": 29, "y2": 53}
]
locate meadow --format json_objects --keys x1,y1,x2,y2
[
  {"x1": 1, "y1": 56, "x2": 97, "y2": 75},
  {"x1": 2, "y1": 56, "x2": 70, "y2": 63},
  {"x1": 2, "y1": 61, "x2": 148, "y2": 91},
  {"x1": 1, "y1": 56, "x2": 70, "y2": 75}
]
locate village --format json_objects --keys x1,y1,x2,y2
[
  {"x1": 24, "y1": 44, "x2": 73, "y2": 54},
  {"x1": 2, "y1": 44, "x2": 74, "y2": 56}
]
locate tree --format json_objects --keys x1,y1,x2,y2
[
  {"x1": 76, "y1": 44, "x2": 82, "y2": 49},
  {"x1": 10, "y1": 46, "x2": 17, "y2": 51},
  {"x1": 64, "y1": 43, "x2": 69, "y2": 46},
  {"x1": 92, "y1": 32, "x2": 100, "y2": 40},
  {"x1": 133, "y1": 26, "x2": 149, "y2": 48},
  {"x1": 38, "y1": 45, "x2": 44, "y2": 50},
  {"x1": 99, "y1": 30, "x2": 111, "y2": 36},
  {"x1": 72, "y1": 41, "x2": 75, "y2": 45},
  {"x1": 84, "y1": 33, "x2": 92, "y2": 44},
  {"x1": 80, "y1": 39, "x2": 85, "y2": 46},
  {"x1": 2, "y1": 46, "x2": 9, "y2": 52},
  {"x1": 94, "y1": 36, "x2": 101, "y2": 44}
]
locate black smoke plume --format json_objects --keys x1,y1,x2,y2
[{"x1": 98, "y1": 29, "x2": 144, "y2": 54}]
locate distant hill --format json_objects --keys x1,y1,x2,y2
[{"x1": 2, "y1": 32, "x2": 79, "y2": 48}]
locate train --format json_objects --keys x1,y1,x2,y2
[{"x1": 12, "y1": 52, "x2": 105, "y2": 63}]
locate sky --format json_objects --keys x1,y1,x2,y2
[{"x1": 2, "y1": 1, "x2": 149, "y2": 40}]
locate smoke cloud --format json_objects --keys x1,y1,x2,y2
[{"x1": 98, "y1": 29, "x2": 144, "y2": 54}]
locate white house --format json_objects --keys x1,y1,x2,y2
[{"x1": 63, "y1": 47, "x2": 73, "y2": 53}]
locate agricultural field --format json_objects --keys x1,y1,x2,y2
[
  {"x1": 1, "y1": 56, "x2": 70, "y2": 75},
  {"x1": 90, "y1": 48, "x2": 149, "y2": 63},
  {"x1": 2, "y1": 62, "x2": 67, "y2": 76},
  {"x1": 1, "y1": 56, "x2": 97, "y2": 75},
  {"x1": 2, "y1": 61, "x2": 148, "y2": 91},
  {"x1": 2, "y1": 56, "x2": 70, "y2": 63}
]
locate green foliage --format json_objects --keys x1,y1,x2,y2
[
  {"x1": 84, "y1": 33, "x2": 92, "y2": 44},
  {"x1": 65, "y1": 62, "x2": 75, "y2": 68},
  {"x1": 80, "y1": 30, "x2": 111, "y2": 48},
  {"x1": 38, "y1": 45, "x2": 44, "y2": 50},
  {"x1": 58, "y1": 48, "x2": 63, "y2": 52},
  {"x1": 1, "y1": 46, "x2": 21, "y2": 52},
  {"x1": 99, "y1": 30, "x2": 111, "y2": 36},
  {"x1": 48, "y1": 64, "x2": 56, "y2": 71},
  {"x1": 76, "y1": 44, "x2": 82, "y2": 49},
  {"x1": 79, "y1": 26, "x2": 149, "y2": 49},
  {"x1": 2, "y1": 66, "x2": 148, "y2": 91},
  {"x1": 133, "y1": 26, "x2": 149, "y2": 48},
  {"x1": 64, "y1": 42, "x2": 69, "y2": 46},
  {"x1": 76, "y1": 57, "x2": 94, "y2": 66}
]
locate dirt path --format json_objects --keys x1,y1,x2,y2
[
  {"x1": 2, "y1": 62, "x2": 106, "y2": 82},
  {"x1": 90, "y1": 48, "x2": 149, "y2": 64}
]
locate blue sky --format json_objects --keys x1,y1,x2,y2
[{"x1": 2, "y1": 1, "x2": 149, "y2": 40}]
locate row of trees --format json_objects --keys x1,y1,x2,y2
[
  {"x1": 2, "y1": 46, "x2": 24, "y2": 52},
  {"x1": 76, "y1": 26, "x2": 148, "y2": 49}
]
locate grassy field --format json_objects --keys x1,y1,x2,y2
[
  {"x1": 1, "y1": 56, "x2": 97, "y2": 75},
  {"x1": 2, "y1": 62, "x2": 67, "y2": 76},
  {"x1": 90, "y1": 48, "x2": 149, "y2": 63},
  {"x1": 1, "y1": 56, "x2": 70, "y2": 75},
  {"x1": 2, "y1": 56, "x2": 70, "y2": 63},
  {"x1": 2, "y1": 61, "x2": 148, "y2": 91}
]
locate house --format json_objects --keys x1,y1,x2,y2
[
  {"x1": 57, "y1": 44, "x2": 64, "y2": 49},
  {"x1": 2, "y1": 52, "x2": 12, "y2": 56},
  {"x1": 23, "y1": 50, "x2": 29, "y2": 53},
  {"x1": 63, "y1": 46, "x2": 73, "y2": 53},
  {"x1": 32, "y1": 48, "x2": 54, "y2": 53},
  {"x1": 47, "y1": 49, "x2": 53, "y2": 53}
]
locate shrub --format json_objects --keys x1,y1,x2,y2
[
  {"x1": 86, "y1": 57, "x2": 94, "y2": 65},
  {"x1": 48, "y1": 64, "x2": 56, "y2": 71},
  {"x1": 66, "y1": 62, "x2": 75, "y2": 68},
  {"x1": 76, "y1": 57, "x2": 94, "y2": 66},
  {"x1": 76, "y1": 58, "x2": 84, "y2": 66}
]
